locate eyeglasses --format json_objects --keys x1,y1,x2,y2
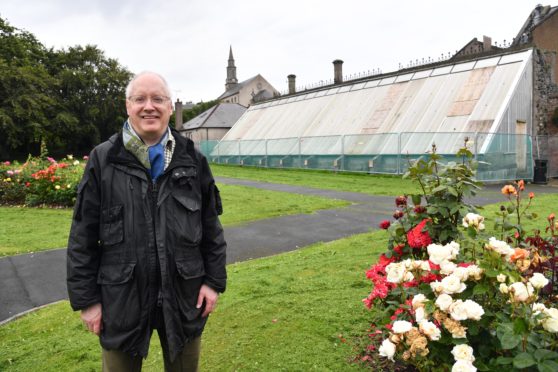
[{"x1": 127, "y1": 95, "x2": 170, "y2": 105}]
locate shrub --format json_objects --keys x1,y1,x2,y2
[
  {"x1": 360, "y1": 142, "x2": 558, "y2": 371},
  {"x1": 0, "y1": 155, "x2": 86, "y2": 207}
]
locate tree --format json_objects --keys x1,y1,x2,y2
[
  {"x1": 0, "y1": 17, "x2": 57, "y2": 159},
  {"x1": 46, "y1": 45, "x2": 132, "y2": 155},
  {"x1": 0, "y1": 17, "x2": 132, "y2": 159}
]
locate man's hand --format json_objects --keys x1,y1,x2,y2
[
  {"x1": 81, "y1": 303, "x2": 102, "y2": 335},
  {"x1": 196, "y1": 284, "x2": 219, "y2": 317}
]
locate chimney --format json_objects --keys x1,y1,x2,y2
[
  {"x1": 333, "y1": 59, "x2": 343, "y2": 84},
  {"x1": 287, "y1": 74, "x2": 296, "y2": 94},
  {"x1": 175, "y1": 99, "x2": 183, "y2": 130},
  {"x1": 483, "y1": 36, "x2": 492, "y2": 52}
]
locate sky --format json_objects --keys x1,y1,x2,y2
[{"x1": 0, "y1": 0, "x2": 550, "y2": 103}]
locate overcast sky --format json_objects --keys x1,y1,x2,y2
[{"x1": 1, "y1": 0, "x2": 549, "y2": 103}]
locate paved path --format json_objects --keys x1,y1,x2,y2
[{"x1": 1, "y1": 178, "x2": 557, "y2": 323}]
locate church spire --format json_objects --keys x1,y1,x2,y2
[{"x1": 225, "y1": 45, "x2": 238, "y2": 91}]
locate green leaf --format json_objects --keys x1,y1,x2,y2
[
  {"x1": 447, "y1": 186, "x2": 458, "y2": 197},
  {"x1": 539, "y1": 360, "x2": 558, "y2": 372},
  {"x1": 473, "y1": 283, "x2": 489, "y2": 295},
  {"x1": 495, "y1": 356, "x2": 513, "y2": 365},
  {"x1": 499, "y1": 330, "x2": 521, "y2": 350},
  {"x1": 432, "y1": 185, "x2": 447, "y2": 193},
  {"x1": 411, "y1": 194, "x2": 422, "y2": 206},
  {"x1": 513, "y1": 318, "x2": 529, "y2": 334},
  {"x1": 513, "y1": 352, "x2": 536, "y2": 369},
  {"x1": 534, "y1": 349, "x2": 558, "y2": 362}
]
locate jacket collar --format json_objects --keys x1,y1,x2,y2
[{"x1": 107, "y1": 128, "x2": 196, "y2": 170}]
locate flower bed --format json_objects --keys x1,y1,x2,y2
[
  {"x1": 360, "y1": 144, "x2": 558, "y2": 371},
  {"x1": 0, "y1": 155, "x2": 86, "y2": 206}
]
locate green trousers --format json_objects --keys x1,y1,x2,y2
[{"x1": 102, "y1": 334, "x2": 201, "y2": 372}]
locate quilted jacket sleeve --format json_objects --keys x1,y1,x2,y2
[
  {"x1": 66, "y1": 149, "x2": 102, "y2": 310},
  {"x1": 199, "y1": 154, "x2": 227, "y2": 293}
]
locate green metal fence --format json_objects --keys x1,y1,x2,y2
[{"x1": 197, "y1": 132, "x2": 534, "y2": 182}]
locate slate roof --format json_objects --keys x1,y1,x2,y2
[
  {"x1": 181, "y1": 103, "x2": 247, "y2": 130},
  {"x1": 218, "y1": 75, "x2": 259, "y2": 100}
]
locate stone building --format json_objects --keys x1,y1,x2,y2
[
  {"x1": 179, "y1": 103, "x2": 246, "y2": 143},
  {"x1": 217, "y1": 47, "x2": 279, "y2": 107}
]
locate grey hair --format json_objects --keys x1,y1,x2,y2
[{"x1": 125, "y1": 71, "x2": 172, "y2": 99}]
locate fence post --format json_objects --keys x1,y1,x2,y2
[
  {"x1": 340, "y1": 135, "x2": 345, "y2": 171},
  {"x1": 298, "y1": 137, "x2": 302, "y2": 168},
  {"x1": 265, "y1": 139, "x2": 268, "y2": 168},
  {"x1": 474, "y1": 133, "x2": 478, "y2": 160},
  {"x1": 397, "y1": 132, "x2": 402, "y2": 175},
  {"x1": 238, "y1": 140, "x2": 241, "y2": 165}
]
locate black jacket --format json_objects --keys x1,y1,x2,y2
[{"x1": 66, "y1": 129, "x2": 227, "y2": 361}]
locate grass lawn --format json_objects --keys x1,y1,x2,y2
[
  {"x1": 2, "y1": 194, "x2": 558, "y2": 371},
  {"x1": 0, "y1": 183, "x2": 348, "y2": 257},
  {"x1": 212, "y1": 164, "x2": 417, "y2": 196}
]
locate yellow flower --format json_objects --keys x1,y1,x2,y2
[
  {"x1": 73, "y1": 160, "x2": 80, "y2": 166},
  {"x1": 67, "y1": 154, "x2": 74, "y2": 160},
  {"x1": 66, "y1": 184, "x2": 72, "y2": 189},
  {"x1": 4, "y1": 177, "x2": 11, "y2": 182},
  {"x1": 55, "y1": 185, "x2": 61, "y2": 190}
]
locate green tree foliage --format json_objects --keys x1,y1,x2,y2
[
  {"x1": 183, "y1": 100, "x2": 219, "y2": 122},
  {"x1": 47, "y1": 45, "x2": 132, "y2": 155},
  {"x1": 0, "y1": 17, "x2": 132, "y2": 159}
]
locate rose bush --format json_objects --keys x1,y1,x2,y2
[
  {"x1": 360, "y1": 143, "x2": 558, "y2": 372},
  {"x1": 0, "y1": 155, "x2": 86, "y2": 206}
]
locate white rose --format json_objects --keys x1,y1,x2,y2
[
  {"x1": 462, "y1": 213, "x2": 485, "y2": 231},
  {"x1": 529, "y1": 273, "x2": 550, "y2": 289},
  {"x1": 420, "y1": 260, "x2": 432, "y2": 271},
  {"x1": 448, "y1": 241, "x2": 461, "y2": 258},
  {"x1": 509, "y1": 282, "x2": 530, "y2": 302},
  {"x1": 452, "y1": 267, "x2": 470, "y2": 282},
  {"x1": 440, "y1": 260, "x2": 457, "y2": 275},
  {"x1": 392, "y1": 320, "x2": 413, "y2": 334},
  {"x1": 497, "y1": 274, "x2": 506, "y2": 283},
  {"x1": 532, "y1": 302, "x2": 547, "y2": 316},
  {"x1": 499, "y1": 283, "x2": 509, "y2": 294},
  {"x1": 486, "y1": 237, "x2": 514, "y2": 259},
  {"x1": 452, "y1": 360, "x2": 477, "y2": 372},
  {"x1": 463, "y1": 300, "x2": 484, "y2": 321},
  {"x1": 415, "y1": 307, "x2": 425, "y2": 322},
  {"x1": 451, "y1": 344, "x2": 475, "y2": 362},
  {"x1": 428, "y1": 243, "x2": 454, "y2": 265},
  {"x1": 430, "y1": 281, "x2": 444, "y2": 294},
  {"x1": 419, "y1": 320, "x2": 441, "y2": 340},
  {"x1": 466, "y1": 265, "x2": 483, "y2": 281},
  {"x1": 404, "y1": 271, "x2": 415, "y2": 282},
  {"x1": 402, "y1": 259, "x2": 413, "y2": 269},
  {"x1": 543, "y1": 307, "x2": 558, "y2": 319},
  {"x1": 386, "y1": 262, "x2": 406, "y2": 284},
  {"x1": 379, "y1": 338, "x2": 396, "y2": 361},
  {"x1": 412, "y1": 294, "x2": 427, "y2": 309},
  {"x1": 441, "y1": 275, "x2": 466, "y2": 294},
  {"x1": 449, "y1": 300, "x2": 469, "y2": 321},
  {"x1": 542, "y1": 309, "x2": 558, "y2": 333},
  {"x1": 435, "y1": 293, "x2": 453, "y2": 311}
]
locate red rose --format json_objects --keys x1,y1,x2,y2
[
  {"x1": 393, "y1": 210, "x2": 404, "y2": 219},
  {"x1": 395, "y1": 195, "x2": 407, "y2": 207},
  {"x1": 414, "y1": 205, "x2": 426, "y2": 214},
  {"x1": 407, "y1": 219, "x2": 432, "y2": 249},
  {"x1": 379, "y1": 220, "x2": 391, "y2": 229}
]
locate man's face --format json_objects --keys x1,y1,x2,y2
[{"x1": 126, "y1": 74, "x2": 173, "y2": 143}]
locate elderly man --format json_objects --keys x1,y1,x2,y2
[{"x1": 67, "y1": 71, "x2": 227, "y2": 371}]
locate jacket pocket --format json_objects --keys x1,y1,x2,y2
[
  {"x1": 97, "y1": 263, "x2": 140, "y2": 332},
  {"x1": 100, "y1": 205, "x2": 124, "y2": 246},
  {"x1": 175, "y1": 259, "x2": 205, "y2": 321},
  {"x1": 171, "y1": 194, "x2": 202, "y2": 245}
]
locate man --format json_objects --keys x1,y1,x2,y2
[{"x1": 67, "y1": 71, "x2": 227, "y2": 371}]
